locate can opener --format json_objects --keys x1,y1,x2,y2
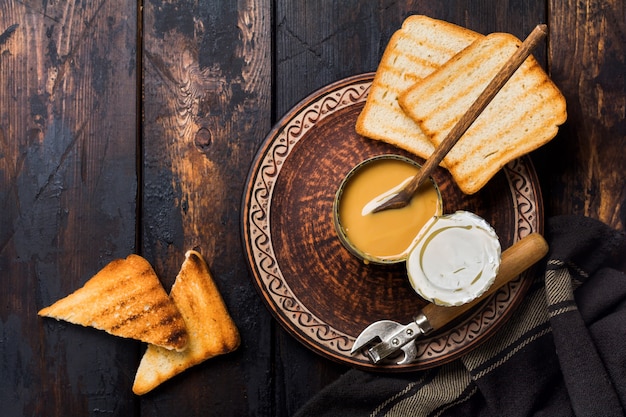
[{"x1": 351, "y1": 233, "x2": 549, "y2": 365}]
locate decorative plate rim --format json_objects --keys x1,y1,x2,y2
[{"x1": 241, "y1": 73, "x2": 542, "y2": 371}]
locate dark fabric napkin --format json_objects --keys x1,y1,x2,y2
[{"x1": 295, "y1": 215, "x2": 626, "y2": 417}]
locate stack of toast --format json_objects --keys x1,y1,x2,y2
[
  {"x1": 39, "y1": 250, "x2": 240, "y2": 395},
  {"x1": 356, "y1": 15, "x2": 567, "y2": 194}
]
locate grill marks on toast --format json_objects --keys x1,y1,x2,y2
[
  {"x1": 38, "y1": 254, "x2": 189, "y2": 351},
  {"x1": 356, "y1": 16, "x2": 566, "y2": 195},
  {"x1": 132, "y1": 250, "x2": 240, "y2": 395},
  {"x1": 355, "y1": 15, "x2": 481, "y2": 163},
  {"x1": 399, "y1": 32, "x2": 567, "y2": 194},
  {"x1": 40, "y1": 251, "x2": 240, "y2": 394}
]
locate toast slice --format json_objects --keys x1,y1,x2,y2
[
  {"x1": 355, "y1": 15, "x2": 482, "y2": 162},
  {"x1": 132, "y1": 250, "x2": 240, "y2": 395},
  {"x1": 399, "y1": 32, "x2": 567, "y2": 194},
  {"x1": 38, "y1": 254, "x2": 188, "y2": 351}
]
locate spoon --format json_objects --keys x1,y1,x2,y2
[{"x1": 369, "y1": 23, "x2": 548, "y2": 214}]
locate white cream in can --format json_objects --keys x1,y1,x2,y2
[{"x1": 406, "y1": 211, "x2": 501, "y2": 306}]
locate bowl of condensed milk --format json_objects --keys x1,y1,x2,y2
[{"x1": 333, "y1": 154, "x2": 443, "y2": 265}]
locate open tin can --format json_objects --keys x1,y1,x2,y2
[{"x1": 333, "y1": 154, "x2": 443, "y2": 265}]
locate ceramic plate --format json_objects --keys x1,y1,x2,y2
[{"x1": 241, "y1": 73, "x2": 543, "y2": 371}]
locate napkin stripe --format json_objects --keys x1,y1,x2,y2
[
  {"x1": 461, "y1": 277, "x2": 550, "y2": 378},
  {"x1": 370, "y1": 371, "x2": 434, "y2": 417},
  {"x1": 376, "y1": 362, "x2": 473, "y2": 417},
  {"x1": 545, "y1": 265, "x2": 574, "y2": 304}
]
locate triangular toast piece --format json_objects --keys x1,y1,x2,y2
[
  {"x1": 132, "y1": 250, "x2": 240, "y2": 395},
  {"x1": 39, "y1": 254, "x2": 188, "y2": 351}
]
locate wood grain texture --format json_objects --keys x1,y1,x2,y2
[
  {"x1": 140, "y1": 0, "x2": 272, "y2": 415},
  {"x1": 1, "y1": 0, "x2": 624, "y2": 415},
  {"x1": 541, "y1": 0, "x2": 625, "y2": 230},
  {"x1": 0, "y1": 1, "x2": 137, "y2": 416}
]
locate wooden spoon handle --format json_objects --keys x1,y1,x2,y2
[
  {"x1": 405, "y1": 24, "x2": 548, "y2": 196},
  {"x1": 422, "y1": 232, "x2": 549, "y2": 331}
]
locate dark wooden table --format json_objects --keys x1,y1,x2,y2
[{"x1": 1, "y1": 1, "x2": 624, "y2": 416}]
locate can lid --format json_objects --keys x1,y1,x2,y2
[{"x1": 406, "y1": 211, "x2": 501, "y2": 306}]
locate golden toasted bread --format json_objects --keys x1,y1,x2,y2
[
  {"x1": 38, "y1": 254, "x2": 188, "y2": 351},
  {"x1": 132, "y1": 250, "x2": 240, "y2": 395},
  {"x1": 355, "y1": 15, "x2": 482, "y2": 162},
  {"x1": 399, "y1": 32, "x2": 567, "y2": 194}
]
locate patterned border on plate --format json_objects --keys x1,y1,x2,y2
[
  {"x1": 245, "y1": 74, "x2": 539, "y2": 368},
  {"x1": 247, "y1": 79, "x2": 371, "y2": 354}
]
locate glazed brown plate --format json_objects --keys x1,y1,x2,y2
[{"x1": 241, "y1": 73, "x2": 543, "y2": 371}]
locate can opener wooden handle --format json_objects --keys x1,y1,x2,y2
[{"x1": 350, "y1": 232, "x2": 549, "y2": 365}]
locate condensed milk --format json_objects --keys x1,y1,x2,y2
[{"x1": 333, "y1": 155, "x2": 442, "y2": 264}]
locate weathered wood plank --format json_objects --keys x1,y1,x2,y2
[
  {"x1": 2, "y1": 1, "x2": 624, "y2": 415},
  {"x1": 0, "y1": 1, "x2": 138, "y2": 416},
  {"x1": 544, "y1": 0, "x2": 625, "y2": 230},
  {"x1": 139, "y1": 0, "x2": 272, "y2": 415}
]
